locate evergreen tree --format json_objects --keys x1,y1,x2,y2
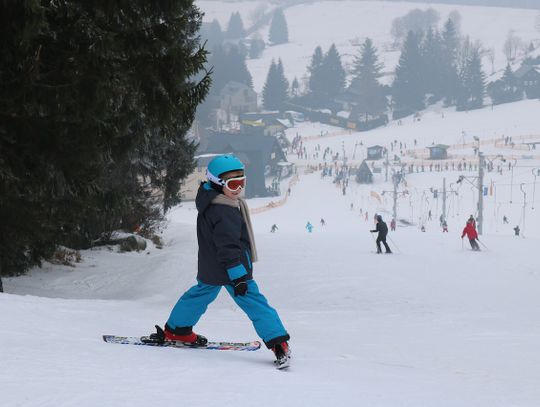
[
  {"x1": 441, "y1": 19, "x2": 460, "y2": 105},
  {"x1": 348, "y1": 38, "x2": 387, "y2": 119},
  {"x1": 487, "y1": 64, "x2": 522, "y2": 105},
  {"x1": 262, "y1": 59, "x2": 289, "y2": 111},
  {"x1": 291, "y1": 77, "x2": 300, "y2": 97},
  {"x1": 320, "y1": 44, "x2": 346, "y2": 100},
  {"x1": 457, "y1": 48, "x2": 486, "y2": 111},
  {"x1": 205, "y1": 19, "x2": 223, "y2": 50},
  {"x1": 421, "y1": 27, "x2": 445, "y2": 102},
  {"x1": 392, "y1": 31, "x2": 425, "y2": 117},
  {"x1": 269, "y1": 8, "x2": 289, "y2": 45},
  {"x1": 249, "y1": 36, "x2": 265, "y2": 59},
  {"x1": 209, "y1": 44, "x2": 253, "y2": 94},
  {"x1": 226, "y1": 12, "x2": 245, "y2": 39},
  {"x1": 0, "y1": 0, "x2": 209, "y2": 275},
  {"x1": 308, "y1": 46, "x2": 325, "y2": 97}
]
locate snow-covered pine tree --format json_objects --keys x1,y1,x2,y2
[
  {"x1": 291, "y1": 77, "x2": 300, "y2": 97},
  {"x1": 488, "y1": 64, "x2": 523, "y2": 105},
  {"x1": 348, "y1": 38, "x2": 387, "y2": 120},
  {"x1": 208, "y1": 44, "x2": 253, "y2": 94},
  {"x1": 421, "y1": 27, "x2": 445, "y2": 103},
  {"x1": 249, "y1": 35, "x2": 265, "y2": 59},
  {"x1": 269, "y1": 8, "x2": 288, "y2": 45},
  {"x1": 204, "y1": 19, "x2": 224, "y2": 50},
  {"x1": 262, "y1": 59, "x2": 289, "y2": 111},
  {"x1": 320, "y1": 44, "x2": 346, "y2": 100},
  {"x1": 392, "y1": 30, "x2": 425, "y2": 118},
  {"x1": 0, "y1": 0, "x2": 210, "y2": 275},
  {"x1": 457, "y1": 47, "x2": 486, "y2": 111},
  {"x1": 440, "y1": 18, "x2": 460, "y2": 105},
  {"x1": 308, "y1": 46, "x2": 325, "y2": 104},
  {"x1": 226, "y1": 12, "x2": 245, "y2": 39}
]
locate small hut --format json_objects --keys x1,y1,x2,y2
[
  {"x1": 356, "y1": 160, "x2": 373, "y2": 184},
  {"x1": 367, "y1": 145, "x2": 385, "y2": 160},
  {"x1": 427, "y1": 144, "x2": 449, "y2": 160}
]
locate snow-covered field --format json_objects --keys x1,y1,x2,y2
[
  {"x1": 198, "y1": 0, "x2": 540, "y2": 91},
  {"x1": 3, "y1": 2, "x2": 540, "y2": 406}
]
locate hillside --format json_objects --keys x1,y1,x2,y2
[{"x1": 198, "y1": 0, "x2": 539, "y2": 91}]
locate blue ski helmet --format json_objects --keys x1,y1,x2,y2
[{"x1": 206, "y1": 154, "x2": 245, "y2": 186}]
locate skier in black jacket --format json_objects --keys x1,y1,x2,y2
[{"x1": 370, "y1": 215, "x2": 392, "y2": 254}]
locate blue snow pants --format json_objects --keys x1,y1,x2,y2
[{"x1": 166, "y1": 280, "x2": 288, "y2": 345}]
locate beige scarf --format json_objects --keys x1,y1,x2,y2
[{"x1": 211, "y1": 195, "x2": 258, "y2": 262}]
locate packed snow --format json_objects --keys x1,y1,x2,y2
[{"x1": 3, "y1": 1, "x2": 540, "y2": 406}]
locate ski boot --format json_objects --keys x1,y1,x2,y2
[
  {"x1": 144, "y1": 325, "x2": 208, "y2": 346},
  {"x1": 272, "y1": 341, "x2": 291, "y2": 369}
]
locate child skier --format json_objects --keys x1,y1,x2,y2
[
  {"x1": 270, "y1": 224, "x2": 278, "y2": 233},
  {"x1": 152, "y1": 155, "x2": 290, "y2": 367},
  {"x1": 461, "y1": 218, "x2": 480, "y2": 251},
  {"x1": 442, "y1": 220, "x2": 448, "y2": 233}
]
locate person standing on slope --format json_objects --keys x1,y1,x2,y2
[
  {"x1": 154, "y1": 154, "x2": 290, "y2": 366},
  {"x1": 370, "y1": 215, "x2": 392, "y2": 254},
  {"x1": 461, "y1": 218, "x2": 480, "y2": 251}
]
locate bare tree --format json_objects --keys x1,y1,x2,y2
[
  {"x1": 448, "y1": 10, "x2": 462, "y2": 34},
  {"x1": 249, "y1": 3, "x2": 268, "y2": 25},
  {"x1": 484, "y1": 47, "x2": 496, "y2": 74},
  {"x1": 503, "y1": 30, "x2": 523, "y2": 62}
]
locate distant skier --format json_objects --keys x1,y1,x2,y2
[
  {"x1": 306, "y1": 221, "x2": 313, "y2": 233},
  {"x1": 442, "y1": 220, "x2": 448, "y2": 233},
  {"x1": 513, "y1": 225, "x2": 520, "y2": 236},
  {"x1": 428, "y1": 210, "x2": 432, "y2": 221},
  {"x1": 370, "y1": 215, "x2": 392, "y2": 254},
  {"x1": 503, "y1": 215, "x2": 509, "y2": 224},
  {"x1": 461, "y1": 218, "x2": 480, "y2": 251},
  {"x1": 320, "y1": 218, "x2": 326, "y2": 227},
  {"x1": 270, "y1": 224, "x2": 278, "y2": 233},
  {"x1": 390, "y1": 218, "x2": 396, "y2": 231}
]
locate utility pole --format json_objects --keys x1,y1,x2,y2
[
  {"x1": 532, "y1": 168, "x2": 538, "y2": 210},
  {"x1": 392, "y1": 173, "x2": 398, "y2": 222},
  {"x1": 478, "y1": 152, "x2": 484, "y2": 235},
  {"x1": 385, "y1": 148, "x2": 389, "y2": 182},
  {"x1": 520, "y1": 183, "x2": 526, "y2": 238},
  {"x1": 442, "y1": 177, "x2": 447, "y2": 222}
]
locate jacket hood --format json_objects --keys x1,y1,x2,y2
[{"x1": 196, "y1": 182, "x2": 220, "y2": 213}]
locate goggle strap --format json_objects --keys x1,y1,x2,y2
[{"x1": 206, "y1": 169, "x2": 225, "y2": 186}]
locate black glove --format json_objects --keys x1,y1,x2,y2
[
  {"x1": 370, "y1": 230, "x2": 376, "y2": 233},
  {"x1": 232, "y1": 275, "x2": 248, "y2": 297}
]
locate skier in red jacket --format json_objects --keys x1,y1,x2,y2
[{"x1": 461, "y1": 219, "x2": 480, "y2": 251}]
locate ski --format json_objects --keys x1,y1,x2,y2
[{"x1": 102, "y1": 335, "x2": 261, "y2": 351}]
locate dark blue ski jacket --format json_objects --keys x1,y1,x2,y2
[{"x1": 195, "y1": 183, "x2": 253, "y2": 286}]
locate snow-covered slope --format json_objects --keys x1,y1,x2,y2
[
  {"x1": 198, "y1": 0, "x2": 540, "y2": 91},
  {"x1": 3, "y1": 2, "x2": 540, "y2": 405},
  {"x1": 3, "y1": 166, "x2": 540, "y2": 406}
]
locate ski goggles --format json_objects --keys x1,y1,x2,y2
[{"x1": 224, "y1": 176, "x2": 246, "y2": 191}]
